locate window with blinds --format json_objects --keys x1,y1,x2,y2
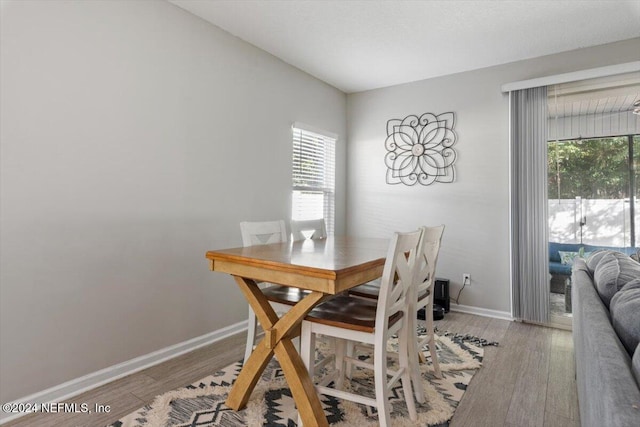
[{"x1": 292, "y1": 124, "x2": 336, "y2": 235}]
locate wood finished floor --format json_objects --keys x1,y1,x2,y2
[{"x1": 5, "y1": 312, "x2": 579, "y2": 427}]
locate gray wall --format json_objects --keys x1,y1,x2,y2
[
  {"x1": 0, "y1": 0, "x2": 346, "y2": 402},
  {"x1": 346, "y1": 38, "x2": 640, "y2": 314}
]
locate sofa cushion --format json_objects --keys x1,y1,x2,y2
[
  {"x1": 586, "y1": 249, "x2": 611, "y2": 273},
  {"x1": 610, "y1": 279, "x2": 640, "y2": 355},
  {"x1": 633, "y1": 344, "x2": 640, "y2": 388},
  {"x1": 593, "y1": 252, "x2": 640, "y2": 308}
]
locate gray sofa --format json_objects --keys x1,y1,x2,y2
[{"x1": 572, "y1": 252, "x2": 640, "y2": 427}]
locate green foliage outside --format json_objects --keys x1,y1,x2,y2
[{"x1": 548, "y1": 136, "x2": 639, "y2": 200}]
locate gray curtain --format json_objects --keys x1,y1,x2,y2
[{"x1": 510, "y1": 86, "x2": 550, "y2": 323}]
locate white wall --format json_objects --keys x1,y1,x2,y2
[
  {"x1": 549, "y1": 199, "x2": 639, "y2": 247},
  {"x1": 346, "y1": 38, "x2": 640, "y2": 314},
  {"x1": 0, "y1": 0, "x2": 346, "y2": 402}
]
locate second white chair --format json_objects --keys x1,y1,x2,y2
[
  {"x1": 346, "y1": 225, "x2": 445, "y2": 405},
  {"x1": 407, "y1": 225, "x2": 445, "y2": 404},
  {"x1": 290, "y1": 218, "x2": 327, "y2": 241},
  {"x1": 240, "y1": 220, "x2": 310, "y2": 364},
  {"x1": 299, "y1": 229, "x2": 423, "y2": 426}
]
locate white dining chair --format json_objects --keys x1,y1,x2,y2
[
  {"x1": 240, "y1": 219, "x2": 288, "y2": 247},
  {"x1": 407, "y1": 225, "x2": 445, "y2": 404},
  {"x1": 240, "y1": 220, "x2": 309, "y2": 364},
  {"x1": 290, "y1": 218, "x2": 327, "y2": 241},
  {"x1": 347, "y1": 225, "x2": 445, "y2": 404},
  {"x1": 299, "y1": 229, "x2": 423, "y2": 427}
]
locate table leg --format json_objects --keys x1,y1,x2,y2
[
  {"x1": 273, "y1": 339, "x2": 327, "y2": 427},
  {"x1": 226, "y1": 277, "x2": 329, "y2": 427}
]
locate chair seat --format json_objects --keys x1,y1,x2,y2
[
  {"x1": 262, "y1": 285, "x2": 311, "y2": 306},
  {"x1": 304, "y1": 295, "x2": 403, "y2": 333},
  {"x1": 350, "y1": 282, "x2": 431, "y2": 301},
  {"x1": 348, "y1": 282, "x2": 382, "y2": 299}
]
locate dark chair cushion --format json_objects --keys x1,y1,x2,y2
[
  {"x1": 349, "y1": 280, "x2": 430, "y2": 301},
  {"x1": 594, "y1": 252, "x2": 640, "y2": 308},
  {"x1": 262, "y1": 285, "x2": 311, "y2": 305},
  {"x1": 610, "y1": 279, "x2": 640, "y2": 355},
  {"x1": 304, "y1": 295, "x2": 403, "y2": 333},
  {"x1": 348, "y1": 282, "x2": 381, "y2": 299}
]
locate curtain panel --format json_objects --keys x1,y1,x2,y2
[{"x1": 510, "y1": 86, "x2": 550, "y2": 323}]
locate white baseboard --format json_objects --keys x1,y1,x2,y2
[
  {"x1": 0, "y1": 320, "x2": 247, "y2": 425},
  {"x1": 449, "y1": 303, "x2": 514, "y2": 321}
]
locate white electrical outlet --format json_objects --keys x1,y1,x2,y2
[{"x1": 463, "y1": 273, "x2": 471, "y2": 285}]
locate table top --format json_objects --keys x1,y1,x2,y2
[{"x1": 206, "y1": 236, "x2": 389, "y2": 294}]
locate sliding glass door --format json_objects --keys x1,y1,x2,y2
[
  {"x1": 547, "y1": 134, "x2": 639, "y2": 324},
  {"x1": 548, "y1": 135, "x2": 639, "y2": 248}
]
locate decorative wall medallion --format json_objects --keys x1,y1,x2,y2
[{"x1": 384, "y1": 112, "x2": 457, "y2": 185}]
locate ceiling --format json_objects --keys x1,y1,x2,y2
[
  {"x1": 549, "y1": 72, "x2": 640, "y2": 118},
  {"x1": 168, "y1": 0, "x2": 640, "y2": 93}
]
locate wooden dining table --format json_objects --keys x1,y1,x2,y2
[{"x1": 205, "y1": 236, "x2": 389, "y2": 427}]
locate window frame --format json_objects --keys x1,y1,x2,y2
[{"x1": 291, "y1": 123, "x2": 337, "y2": 235}]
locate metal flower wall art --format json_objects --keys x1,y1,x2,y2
[{"x1": 384, "y1": 112, "x2": 458, "y2": 186}]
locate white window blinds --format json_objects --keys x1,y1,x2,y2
[{"x1": 292, "y1": 124, "x2": 336, "y2": 235}]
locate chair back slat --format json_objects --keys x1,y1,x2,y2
[
  {"x1": 240, "y1": 220, "x2": 287, "y2": 247},
  {"x1": 416, "y1": 225, "x2": 445, "y2": 296},
  {"x1": 376, "y1": 229, "x2": 423, "y2": 330}
]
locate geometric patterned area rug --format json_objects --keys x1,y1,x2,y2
[{"x1": 108, "y1": 328, "x2": 498, "y2": 427}]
